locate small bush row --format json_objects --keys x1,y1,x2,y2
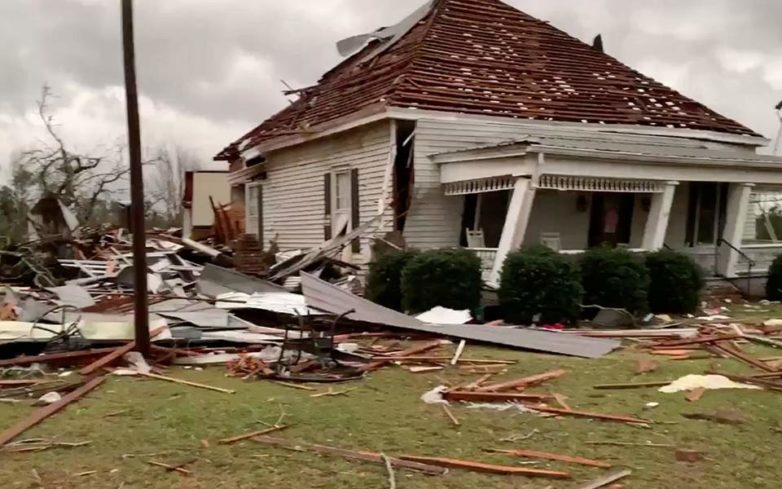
[
  {"x1": 367, "y1": 248, "x2": 482, "y2": 314},
  {"x1": 367, "y1": 246, "x2": 705, "y2": 324}
]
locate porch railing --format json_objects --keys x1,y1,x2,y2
[
  {"x1": 717, "y1": 238, "x2": 756, "y2": 296},
  {"x1": 467, "y1": 247, "x2": 498, "y2": 281}
]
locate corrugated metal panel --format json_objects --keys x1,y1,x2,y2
[
  {"x1": 301, "y1": 272, "x2": 620, "y2": 359},
  {"x1": 262, "y1": 121, "x2": 393, "y2": 253}
]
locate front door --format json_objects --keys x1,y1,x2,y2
[{"x1": 588, "y1": 193, "x2": 635, "y2": 247}]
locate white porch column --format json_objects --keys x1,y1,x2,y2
[
  {"x1": 718, "y1": 183, "x2": 754, "y2": 277},
  {"x1": 488, "y1": 177, "x2": 536, "y2": 285},
  {"x1": 641, "y1": 181, "x2": 679, "y2": 250}
]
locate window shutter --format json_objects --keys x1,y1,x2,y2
[
  {"x1": 351, "y1": 169, "x2": 360, "y2": 253},
  {"x1": 324, "y1": 173, "x2": 332, "y2": 240}
]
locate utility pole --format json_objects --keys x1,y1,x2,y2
[
  {"x1": 121, "y1": 0, "x2": 150, "y2": 356},
  {"x1": 774, "y1": 101, "x2": 782, "y2": 156}
]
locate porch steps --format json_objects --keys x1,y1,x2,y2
[{"x1": 702, "y1": 277, "x2": 745, "y2": 304}]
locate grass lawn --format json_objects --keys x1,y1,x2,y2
[{"x1": 2, "y1": 331, "x2": 782, "y2": 488}]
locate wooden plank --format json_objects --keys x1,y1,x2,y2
[
  {"x1": 0, "y1": 376, "x2": 106, "y2": 447},
  {"x1": 686, "y1": 387, "x2": 706, "y2": 402},
  {"x1": 140, "y1": 372, "x2": 235, "y2": 394},
  {"x1": 252, "y1": 436, "x2": 447, "y2": 475},
  {"x1": 714, "y1": 344, "x2": 777, "y2": 372},
  {"x1": 574, "y1": 468, "x2": 632, "y2": 489},
  {"x1": 79, "y1": 326, "x2": 166, "y2": 375},
  {"x1": 486, "y1": 448, "x2": 611, "y2": 468},
  {"x1": 443, "y1": 391, "x2": 553, "y2": 403},
  {"x1": 0, "y1": 348, "x2": 117, "y2": 368},
  {"x1": 593, "y1": 381, "x2": 673, "y2": 390},
  {"x1": 528, "y1": 405, "x2": 652, "y2": 425},
  {"x1": 441, "y1": 405, "x2": 460, "y2": 427},
  {"x1": 218, "y1": 425, "x2": 288, "y2": 445},
  {"x1": 376, "y1": 357, "x2": 515, "y2": 365},
  {"x1": 398, "y1": 455, "x2": 571, "y2": 478},
  {"x1": 475, "y1": 369, "x2": 567, "y2": 393},
  {"x1": 656, "y1": 334, "x2": 740, "y2": 347}
]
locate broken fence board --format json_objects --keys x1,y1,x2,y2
[
  {"x1": 252, "y1": 436, "x2": 447, "y2": 475},
  {"x1": 0, "y1": 376, "x2": 106, "y2": 447},
  {"x1": 300, "y1": 273, "x2": 619, "y2": 358},
  {"x1": 398, "y1": 455, "x2": 571, "y2": 478}
]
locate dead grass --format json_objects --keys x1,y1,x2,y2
[{"x1": 1, "y1": 339, "x2": 782, "y2": 488}]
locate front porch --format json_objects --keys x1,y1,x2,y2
[{"x1": 444, "y1": 176, "x2": 782, "y2": 286}]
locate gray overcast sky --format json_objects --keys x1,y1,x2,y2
[{"x1": 1, "y1": 0, "x2": 781, "y2": 183}]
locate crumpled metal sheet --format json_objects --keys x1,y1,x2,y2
[{"x1": 300, "y1": 273, "x2": 620, "y2": 359}]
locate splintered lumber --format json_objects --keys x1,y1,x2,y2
[
  {"x1": 0, "y1": 348, "x2": 118, "y2": 368},
  {"x1": 714, "y1": 344, "x2": 777, "y2": 372},
  {"x1": 575, "y1": 468, "x2": 632, "y2": 489},
  {"x1": 443, "y1": 391, "x2": 553, "y2": 403},
  {"x1": 398, "y1": 455, "x2": 571, "y2": 478},
  {"x1": 475, "y1": 369, "x2": 567, "y2": 393},
  {"x1": 528, "y1": 405, "x2": 652, "y2": 425},
  {"x1": 360, "y1": 341, "x2": 443, "y2": 372},
  {"x1": 79, "y1": 326, "x2": 166, "y2": 375},
  {"x1": 552, "y1": 393, "x2": 572, "y2": 411},
  {"x1": 455, "y1": 373, "x2": 495, "y2": 391},
  {"x1": 384, "y1": 357, "x2": 516, "y2": 365},
  {"x1": 0, "y1": 376, "x2": 106, "y2": 447},
  {"x1": 441, "y1": 405, "x2": 460, "y2": 427},
  {"x1": 451, "y1": 340, "x2": 467, "y2": 365},
  {"x1": 593, "y1": 381, "x2": 673, "y2": 390},
  {"x1": 272, "y1": 381, "x2": 317, "y2": 391},
  {"x1": 657, "y1": 334, "x2": 740, "y2": 348},
  {"x1": 0, "y1": 380, "x2": 43, "y2": 388},
  {"x1": 139, "y1": 372, "x2": 235, "y2": 394},
  {"x1": 485, "y1": 448, "x2": 612, "y2": 468},
  {"x1": 218, "y1": 425, "x2": 289, "y2": 445},
  {"x1": 252, "y1": 436, "x2": 447, "y2": 475}
]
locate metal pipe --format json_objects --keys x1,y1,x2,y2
[{"x1": 121, "y1": 0, "x2": 150, "y2": 356}]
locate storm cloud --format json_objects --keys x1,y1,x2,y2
[{"x1": 1, "y1": 0, "x2": 781, "y2": 182}]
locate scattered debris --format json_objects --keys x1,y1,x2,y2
[
  {"x1": 658, "y1": 375, "x2": 761, "y2": 393},
  {"x1": 398, "y1": 455, "x2": 571, "y2": 478},
  {"x1": 685, "y1": 387, "x2": 706, "y2": 402},
  {"x1": 683, "y1": 409, "x2": 748, "y2": 425},
  {"x1": 252, "y1": 436, "x2": 448, "y2": 475},
  {"x1": 441, "y1": 404, "x2": 460, "y2": 427},
  {"x1": 675, "y1": 448, "x2": 705, "y2": 463},
  {"x1": 218, "y1": 425, "x2": 289, "y2": 445},
  {"x1": 485, "y1": 448, "x2": 611, "y2": 468}
]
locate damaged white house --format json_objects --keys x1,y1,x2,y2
[{"x1": 216, "y1": 0, "x2": 782, "y2": 292}]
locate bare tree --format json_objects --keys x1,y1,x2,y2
[
  {"x1": 13, "y1": 86, "x2": 127, "y2": 224},
  {"x1": 145, "y1": 145, "x2": 201, "y2": 227}
]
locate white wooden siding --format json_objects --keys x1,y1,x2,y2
[
  {"x1": 262, "y1": 121, "x2": 393, "y2": 262},
  {"x1": 407, "y1": 118, "x2": 539, "y2": 248}
]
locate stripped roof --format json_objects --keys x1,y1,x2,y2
[{"x1": 216, "y1": 0, "x2": 758, "y2": 160}]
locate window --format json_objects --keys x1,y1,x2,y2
[
  {"x1": 334, "y1": 171, "x2": 351, "y2": 211},
  {"x1": 247, "y1": 186, "x2": 258, "y2": 217},
  {"x1": 686, "y1": 183, "x2": 727, "y2": 246}
]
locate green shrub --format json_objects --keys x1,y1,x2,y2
[
  {"x1": 401, "y1": 248, "x2": 482, "y2": 314},
  {"x1": 767, "y1": 255, "x2": 782, "y2": 300},
  {"x1": 645, "y1": 249, "x2": 705, "y2": 314},
  {"x1": 365, "y1": 250, "x2": 419, "y2": 311},
  {"x1": 498, "y1": 246, "x2": 583, "y2": 325},
  {"x1": 580, "y1": 247, "x2": 650, "y2": 314}
]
